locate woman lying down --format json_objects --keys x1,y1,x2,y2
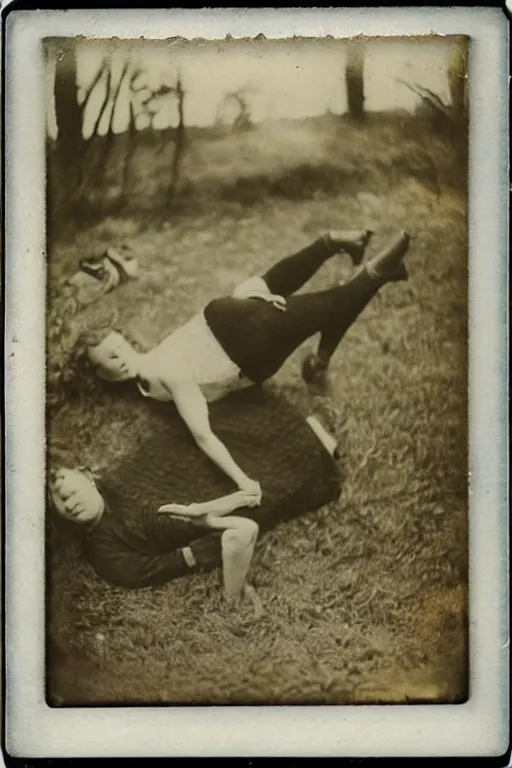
[
  {"x1": 85, "y1": 229, "x2": 411, "y2": 501},
  {"x1": 49, "y1": 387, "x2": 342, "y2": 603}
]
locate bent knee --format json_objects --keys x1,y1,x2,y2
[
  {"x1": 222, "y1": 519, "x2": 259, "y2": 545},
  {"x1": 231, "y1": 276, "x2": 270, "y2": 300}
]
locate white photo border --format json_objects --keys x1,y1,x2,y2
[{"x1": 4, "y1": 6, "x2": 510, "y2": 759}]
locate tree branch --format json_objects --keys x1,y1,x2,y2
[
  {"x1": 80, "y1": 58, "x2": 109, "y2": 121},
  {"x1": 91, "y1": 64, "x2": 112, "y2": 138}
]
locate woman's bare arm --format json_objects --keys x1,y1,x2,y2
[{"x1": 161, "y1": 377, "x2": 261, "y2": 495}]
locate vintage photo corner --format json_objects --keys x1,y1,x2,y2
[{"x1": 43, "y1": 34, "x2": 471, "y2": 707}]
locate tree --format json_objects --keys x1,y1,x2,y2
[
  {"x1": 49, "y1": 42, "x2": 189, "y2": 218},
  {"x1": 395, "y1": 54, "x2": 469, "y2": 194},
  {"x1": 53, "y1": 39, "x2": 83, "y2": 180},
  {"x1": 448, "y1": 38, "x2": 468, "y2": 119},
  {"x1": 215, "y1": 87, "x2": 254, "y2": 132},
  {"x1": 82, "y1": 59, "x2": 132, "y2": 199},
  {"x1": 345, "y1": 39, "x2": 365, "y2": 123},
  {"x1": 230, "y1": 89, "x2": 253, "y2": 132},
  {"x1": 169, "y1": 73, "x2": 186, "y2": 200},
  {"x1": 396, "y1": 78, "x2": 468, "y2": 131},
  {"x1": 120, "y1": 69, "x2": 141, "y2": 202},
  {"x1": 51, "y1": 39, "x2": 114, "y2": 198},
  {"x1": 135, "y1": 72, "x2": 188, "y2": 204}
]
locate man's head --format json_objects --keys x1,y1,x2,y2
[
  {"x1": 87, "y1": 330, "x2": 139, "y2": 382},
  {"x1": 50, "y1": 468, "x2": 105, "y2": 526}
]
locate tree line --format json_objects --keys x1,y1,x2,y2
[{"x1": 47, "y1": 37, "x2": 468, "y2": 224}]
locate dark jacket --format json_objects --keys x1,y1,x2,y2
[{"x1": 82, "y1": 387, "x2": 341, "y2": 589}]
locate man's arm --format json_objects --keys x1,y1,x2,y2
[
  {"x1": 161, "y1": 377, "x2": 261, "y2": 495},
  {"x1": 158, "y1": 489, "x2": 261, "y2": 518},
  {"x1": 86, "y1": 528, "x2": 223, "y2": 589},
  {"x1": 87, "y1": 523, "x2": 256, "y2": 596}
]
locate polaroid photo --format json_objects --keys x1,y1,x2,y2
[{"x1": 4, "y1": 5, "x2": 510, "y2": 761}]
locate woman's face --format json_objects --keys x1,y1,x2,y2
[
  {"x1": 51, "y1": 468, "x2": 105, "y2": 525},
  {"x1": 88, "y1": 331, "x2": 137, "y2": 382}
]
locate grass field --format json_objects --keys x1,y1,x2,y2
[{"x1": 46, "y1": 113, "x2": 469, "y2": 705}]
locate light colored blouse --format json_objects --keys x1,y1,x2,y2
[{"x1": 136, "y1": 310, "x2": 253, "y2": 403}]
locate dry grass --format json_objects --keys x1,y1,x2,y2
[{"x1": 47, "y1": 113, "x2": 469, "y2": 706}]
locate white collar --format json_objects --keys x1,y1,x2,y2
[{"x1": 136, "y1": 378, "x2": 150, "y2": 397}]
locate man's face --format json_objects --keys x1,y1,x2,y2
[{"x1": 51, "y1": 468, "x2": 105, "y2": 525}]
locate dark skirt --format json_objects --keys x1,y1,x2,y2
[{"x1": 100, "y1": 386, "x2": 342, "y2": 553}]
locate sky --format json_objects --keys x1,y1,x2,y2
[{"x1": 45, "y1": 36, "x2": 462, "y2": 139}]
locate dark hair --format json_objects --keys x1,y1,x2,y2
[
  {"x1": 46, "y1": 289, "x2": 121, "y2": 408},
  {"x1": 75, "y1": 308, "x2": 120, "y2": 358},
  {"x1": 46, "y1": 465, "x2": 103, "y2": 549},
  {"x1": 67, "y1": 305, "x2": 152, "y2": 388}
]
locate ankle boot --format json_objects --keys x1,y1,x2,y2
[
  {"x1": 365, "y1": 231, "x2": 411, "y2": 283},
  {"x1": 325, "y1": 229, "x2": 374, "y2": 267},
  {"x1": 302, "y1": 352, "x2": 330, "y2": 397}
]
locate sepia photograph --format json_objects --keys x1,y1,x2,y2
[
  {"x1": 44, "y1": 32, "x2": 470, "y2": 707},
  {"x1": 3, "y1": 5, "x2": 509, "y2": 760}
]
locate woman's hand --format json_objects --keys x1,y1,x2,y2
[
  {"x1": 232, "y1": 277, "x2": 287, "y2": 310},
  {"x1": 165, "y1": 378, "x2": 260, "y2": 492},
  {"x1": 265, "y1": 294, "x2": 287, "y2": 311},
  {"x1": 236, "y1": 477, "x2": 262, "y2": 503},
  {"x1": 231, "y1": 489, "x2": 262, "y2": 509}
]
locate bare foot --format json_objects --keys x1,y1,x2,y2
[
  {"x1": 223, "y1": 583, "x2": 263, "y2": 619},
  {"x1": 243, "y1": 583, "x2": 264, "y2": 618}
]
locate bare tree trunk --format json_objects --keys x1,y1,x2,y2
[
  {"x1": 75, "y1": 63, "x2": 112, "y2": 201},
  {"x1": 169, "y1": 75, "x2": 186, "y2": 201},
  {"x1": 447, "y1": 38, "x2": 469, "y2": 188},
  {"x1": 231, "y1": 90, "x2": 252, "y2": 132},
  {"x1": 100, "y1": 60, "x2": 131, "y2": 198},
  {"x1": 448, "y1": 38, "x2": 468, "y2": 119},
  {"x1": 121, "y1": 91, "x2": 138, "y2": 203},
  {"x1": 53, "y1": 39, "x2": 84, "y2": 197},
  {"x1": 345, "y1": 40, "x2": 365, "y2": 123},
  {"x1": 80, "y1": 61, "x2": 130, "y2": 205}
]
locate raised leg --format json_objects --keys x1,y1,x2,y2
[
  {"x1": 303, "y1": 231, "x2": 411, "y2": 394},
  {"x1": 205, "y1": 231, "x2": 409, "y2": 385},
  {"x1": 260, "y1": 230, "x2": 373, "y2": 297}
]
